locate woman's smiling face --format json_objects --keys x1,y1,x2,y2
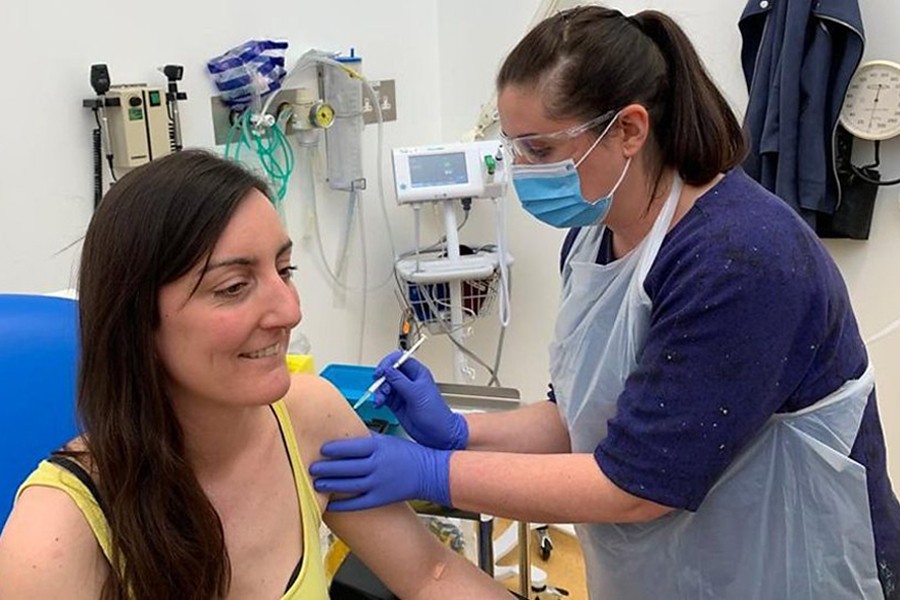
[{"x1": 155, "y1": 189, "x2": 301, "y2": 410}]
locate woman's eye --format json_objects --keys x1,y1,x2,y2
[
  {"x1": 525, "y1": 145, "x2": 552, "y2": 160},
  {"x1": 279, "y1": 265, "x2": 297, "y2": 280},
  {"x1": 215, "y1": 282, "x2": 247, "y2": 298}
]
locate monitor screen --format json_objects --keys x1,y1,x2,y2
[{"x1": 408, "y1": 152, "x2": 468, "y2": 188}]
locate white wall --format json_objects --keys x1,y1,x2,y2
[
  {"x1": 436, "y1": 0, "x2": 900, "y2": 487},
  {"x1": 2, "y1": 0, "x2": 898, "y2": 485},
  {"x1": 0, "y1": 0, "x2": 443, "y2": 371}
]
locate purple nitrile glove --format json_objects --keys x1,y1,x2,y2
[
  {"x1": 309, "y1": 433, "x2": 452, "y2": 512},
  {"x1": 372, "y1": 351, "x2": 469, "y2": 451}
]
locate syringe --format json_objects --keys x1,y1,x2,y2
[{"x1": 352, "y1": 335, "x2": 427, "y2": 410}]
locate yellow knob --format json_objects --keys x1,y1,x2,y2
[{"x1": 310, "y1": 102, "x2": 335, "y2": 129}]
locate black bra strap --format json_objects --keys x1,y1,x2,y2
[
  {"x1": 285, "y1": 556, "x2": 304, "y2": 594},
  {"x1": 269, "y1": 405, "x2": 304, "y2": 592},
  {"x1": 47, "y1": 454, "x2": 111, "y2": 520}
]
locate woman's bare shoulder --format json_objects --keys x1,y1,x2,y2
[
  {"x1": 0, "y1": 483, "x2": 106, "y2": 598},
  {"x1": 280, "y1": 373, "x2": 370, "y2": 512},
  {"x1": 282, "y1": 373, "x2": 370, "y2": 451}
]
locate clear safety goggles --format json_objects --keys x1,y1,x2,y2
[{"x1": 500, "y1": 110, "x2": 616, "y2": 164}]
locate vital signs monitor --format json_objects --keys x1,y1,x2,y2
[{"x1": 392, "y1": 141, "x2": 506, "y2": 204}]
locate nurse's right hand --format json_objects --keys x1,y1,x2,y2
[{"x1": 373, "y1": 352, "x2": 469, "y2": 450}]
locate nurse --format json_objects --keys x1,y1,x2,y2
[{"x1": 311, "y1": 7, "x2": 900, "y2": 599}]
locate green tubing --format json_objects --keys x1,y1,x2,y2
[{"x1": 224, "y1": 109, "x2": 295, "y2": 203}]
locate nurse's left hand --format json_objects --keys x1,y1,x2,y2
[{"x1": 309, "y1": 433, "x2": 453, "y2": 512}]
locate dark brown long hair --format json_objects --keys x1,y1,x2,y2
[
  {"x1": 497, "y1": 5, "x2": 746, "y2": 192},
  {"x1": 77, "y1": 150, "x2": 271, "y2": 599}
]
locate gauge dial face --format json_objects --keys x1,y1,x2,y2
[
  {"x1": 311, "y1": 102, "x2": 335, "y2": 129},
  {"x1": 840, "y1": 60, "x2": 900, "y2": 141}
]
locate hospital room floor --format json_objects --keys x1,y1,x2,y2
[{"x1": 494, "y1": 519, "x2": 588, "y2": 600}]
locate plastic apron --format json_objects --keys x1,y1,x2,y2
[{"x1": 549, "y1": 176, "x2": 884, "y2": 599}]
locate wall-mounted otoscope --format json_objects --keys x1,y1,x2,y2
[
  {"x1": 82, "y1": 64, "x2": 119, "y2": 206},
  {"x1": 161, "y1": 64, "x2": 187, "y2": 152},
  {"x1": 90, "y1": 64, "x2": 115, "y2": 178}
]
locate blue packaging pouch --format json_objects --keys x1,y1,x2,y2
[{"x1": 207, "y1": 39, "x2": 289, "y2": 110}]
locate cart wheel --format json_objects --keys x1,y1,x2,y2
[
  {"x1": 533, "y1": 583, "x2": 570, "y2": 598},
  {"x1": 536, "y1": 527, "x2": 553, "y2": 561},
  {"x1": 539, "y1": 539, "x2": 552, "y2": 561}
]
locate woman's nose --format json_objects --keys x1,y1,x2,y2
[{"x1": 261, "y1": 275, "x2": 301, "y2": 330}]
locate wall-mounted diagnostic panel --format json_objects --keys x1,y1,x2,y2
[{"x1": 106, "y1": 85, "x2": 171, "y2": 169}]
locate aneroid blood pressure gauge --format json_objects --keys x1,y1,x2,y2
[{"x1": 839, "y1": 60, "x2": 900, "y2": 141}]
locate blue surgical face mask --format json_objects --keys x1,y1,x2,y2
[{"x1": 510, "y1": 115, "x2": 630, "y2": 229}]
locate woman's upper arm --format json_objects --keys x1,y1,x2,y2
[
  {"x1": 286, "y1": 374, "x2": 506, "y2": 598},
  {"x1": 285, "y1": 375, "x2": 435, "y2": 591},
  {"x1": 284, "y1": 372, "x2": 371, "y2": 452},
  {"x1": 0, "y1": 486, "x2": 106, "y2": 599},
  {"x1": 283, "y1": 372, "x2": 376, "y2": 512}
]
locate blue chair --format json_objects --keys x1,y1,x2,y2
[{"x1": 0, "y1": 294, "x2": 79, "y2": 528}]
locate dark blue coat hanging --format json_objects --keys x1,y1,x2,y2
[{"x1": 740, "y1": 0, "x2": 864, "y2": 227}]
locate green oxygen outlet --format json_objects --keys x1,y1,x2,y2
[{"x1": 484, "y1": 154, "x2": 497, "y2": 175}]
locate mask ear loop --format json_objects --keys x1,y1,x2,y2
[
  {"x1": 575, "y1": 110, "x2": 631, "y2": 203},
  {"x1": 574, "y1": 110, "x2": 622, "y2": 168},
  {"x1": 605, "y1": 156, "x2": 632, "y2": 197}
]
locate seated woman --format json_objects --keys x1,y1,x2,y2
[{"x1": 0, "y1": 150, "x2": 511, "y2": 599}]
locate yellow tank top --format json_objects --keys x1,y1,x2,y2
[{"x1": 15, "y1": 400, "x2": 329, "y2": 599}]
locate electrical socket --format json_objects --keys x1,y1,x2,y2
[{"x1": 363, "y1": 79, "x2": 397, "y2": 124}]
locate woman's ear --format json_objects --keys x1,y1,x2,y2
[{"x1": 617, "y1": 104, "x2": 650, "y2": 157}]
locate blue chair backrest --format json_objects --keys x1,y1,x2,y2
[{"x1": 0, "y1": 294, "x2": 79, "y2": 528}]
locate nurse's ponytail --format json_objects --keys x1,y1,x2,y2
[
  {"x1": 498, "y1": 6, "x2": 746, "y2": 189},
  {"x1": 631, "y1": 10, "x2": 746, "y2": 185}
]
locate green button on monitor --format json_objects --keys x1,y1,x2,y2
[
  {"x1": 484, "y1": 154, "x2": 496, "y2": 175},
  {"x1": 148, "y1": 90, "x2": 161, "y2": 106}
]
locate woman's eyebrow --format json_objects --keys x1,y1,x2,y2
[{"x1": 205, "y1": 240, "x2": 293, "y2": 273}]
